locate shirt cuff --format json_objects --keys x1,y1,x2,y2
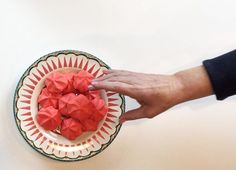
[{"x1": 203, "y1": 49, "x2": 236, "y2": 100}]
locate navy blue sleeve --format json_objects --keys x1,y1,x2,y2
[{"x1": 203, "y1": 49, "x2": 236, "y2": 100}]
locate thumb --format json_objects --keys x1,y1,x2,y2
[{"x1": 119, "y1": 106, "x2": 145, "y2": 123}]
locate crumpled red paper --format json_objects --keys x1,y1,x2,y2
[
  {"x1": 38, "y1": 88, "x2": 61, "y2": 109},
  {"x1": 45, "y1": 72, "x2": 68, "y2": 93},
  {"x1": 58, "y1": 93, "x2": 76, "y2": 116},
  {"x1": 73, "y1": 70, "x2": 94, "y2": 93},
  {"x1": 60, "y1": 118, "x2": 83, "y2": 140},
  {"x1": 37, "y1": 106, "x2": 61, "y2": 130},
  {"x1": 86, "y1": 90, "x2": 101, "y2": 100},
  {"x1": 67, "y1": 94, "x2": 95, "y2": 121},
  {"x1": 63, "y1": 72, "x2": 76, "y2": 94},
  {"x1": 37, "y1": 70, "x2": 108, "y2": 141},
  {"x1": 81, "y1": 119, "x2": 99, "y2": 131},
  {"x1": 90, "y1": 97, "x2": 108, "y2": 122}
]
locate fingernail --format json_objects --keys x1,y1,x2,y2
[
  {"x1": 91, "y1": 81, "x2": 98, "y2": 85},
  {"x1": 88, "y1": 85, "x2": 95, "y2": 90}
]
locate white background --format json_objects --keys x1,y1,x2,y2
[{"x1": 0, "y1": 0, "x2": 236, "y2": 170}]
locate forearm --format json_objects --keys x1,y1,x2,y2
[
  {"x1": 174, "y1": 65, "x2": 213, "y2": 104},
  {"x1": 174, "y1": 50, "x2": 236, "y2": 104}
]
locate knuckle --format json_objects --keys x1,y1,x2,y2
[{"x1": 113, "y1": 83, "x2": 120, "y2": 90}]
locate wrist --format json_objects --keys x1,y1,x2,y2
[
  {"x1": 171, "y1": 74, "x2": 187, "y2": 105},
  {"x1": 173, "y1": 65, "x2": 213, "y2": 104}
]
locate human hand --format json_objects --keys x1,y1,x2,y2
[
  {"x1": 89, "y1": 66, "x2": 213, "y2": 123},
  {"x1": 89, "y1": 69, "x2": 184, "y2": 123}
]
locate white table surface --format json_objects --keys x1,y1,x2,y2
[{"x1": 1, "y1": 0, "x2": 236, "y2": 170}]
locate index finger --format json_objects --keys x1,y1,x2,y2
[{"x1": 90, "y1": 81, "x2": 132, "y2": 96}]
